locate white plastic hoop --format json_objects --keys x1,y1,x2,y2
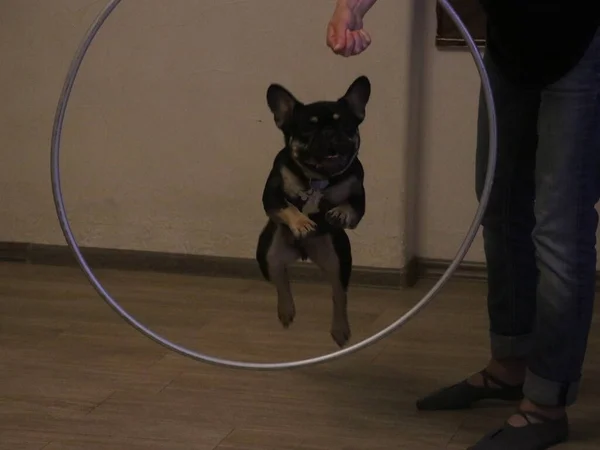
[{"x1": 50, "y1": 0, "x2": 497, "y2": 370}]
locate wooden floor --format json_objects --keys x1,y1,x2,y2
[{"x1": 1, "y1": 261, "x2": 599, "y2": 449}]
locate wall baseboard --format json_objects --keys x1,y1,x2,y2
[
  {"x1": 417, "y1": 257, "x2": 600, "y2": 287},
  {"x1": 0, "y1": 241, "x2": 419, "y2": 289},
  {"x1": 4, "y1": 241, "x2": 598, "y2": 289},
  {"x1": 416, "y1": 258, "x2": 488, "y2": 281}
]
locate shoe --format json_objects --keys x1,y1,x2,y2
[
  {"x1": 416, "y1": 369, "x2": 524, "y2": 411},
  {"x1": 467, "y1": 408, "x2": 569, "y2": 450}
]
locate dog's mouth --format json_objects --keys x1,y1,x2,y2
[
  {"x1": 291, "y1": 132, "x2": 359, "y2": 176},
  {"x1": 302, "y1": 152, "x2": 352, "y2": 174}
]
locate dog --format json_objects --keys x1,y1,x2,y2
[{"x1": 255, "y1": 75, "x2": 371, "y2": 347}]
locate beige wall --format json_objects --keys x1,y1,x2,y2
[
  {"x1": 416, "y1": 0, "x2": 485, "y2": 262},
  {"x1": 3, "y1": 1, "x2": 593, "y2": 271},
  {"x1": 1, "y1": 0, "x2": 413, "y2": 269}
]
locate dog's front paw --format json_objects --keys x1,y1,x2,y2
[
  {"x1": 289, "y1": 214, "x2": 317, "y2": 239},
  {"x1": 331, "y1": 318, "x2": 351, "y2": 347},
  {"x1": 326, "y1": 204, "x2": 358, "y2": 229}
]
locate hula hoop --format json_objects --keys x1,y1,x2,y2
[{"x1": 50, "y1": 0, "x2": 497, "y2": 370}]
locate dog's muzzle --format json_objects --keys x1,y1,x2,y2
[{"x1": 303, "y1": 132, "x2": 359, "y2": 176}]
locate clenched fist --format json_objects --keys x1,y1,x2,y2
[{"x1": 326, "y1": 0, "x2": 377, "y2": 57}]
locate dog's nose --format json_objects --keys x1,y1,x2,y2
[
  {"x1": 323, "y1": 132, "x2": 342, "y2": 144},
  {"x1": 321, "y1": 128, "x2": 335, "y2": 138},
  {"x1": 326, "y1": 143, "x2": 339, "y2": 155}
]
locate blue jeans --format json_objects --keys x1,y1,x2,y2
[{"x1": 475, "y1": 29, "x2": 600, "y2": 407}]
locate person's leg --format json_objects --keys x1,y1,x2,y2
[
  {"x1": 522, "y1": 29, "x2": 600, "y2": 418},
  {"x1": 417, "y1": 48, "x2": 541, "y2": 411},
  {"x1": 476, "y1": 53, "x2": 540, "y2": 387},
  {"x1": 469, "y1": 28, "x2": 600, "y2": 450}
]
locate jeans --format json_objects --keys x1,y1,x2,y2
[{"x1": 475, "y1": 28, "x2": 600, "y2": 407}]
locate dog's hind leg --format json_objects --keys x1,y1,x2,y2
[
  {"x1": 303, "y1": 230, "x2": 353, "y2": 347},
  {"x1": 257, "y1": 222, "x2": 301, "y2": 328}
]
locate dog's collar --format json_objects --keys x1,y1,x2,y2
[{"x1": 309, "y1": 179, "x2": 329, "y2": 191}]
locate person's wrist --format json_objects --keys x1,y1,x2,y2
[
  {"x1": 337, "y1": 0, "x2": 364, "y2": 17},
  {"x1": 342, "y1": 0, "x2": 374, "y2": 17}
]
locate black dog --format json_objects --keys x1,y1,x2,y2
[{"x1": 255, "y1": 76, "x2": 371, "y2": 347}]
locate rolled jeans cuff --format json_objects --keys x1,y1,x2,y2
[
  {"x1": 524, "y1": 369, "x2": 580, "y2": 407},
  {"x1": 490, "y1": 331, "x2": 533, "y2": 359}
]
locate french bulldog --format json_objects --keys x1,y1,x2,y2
[{"x1": 255, "y1": 76, "x2": 371, "y2": 348}]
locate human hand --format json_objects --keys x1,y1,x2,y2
[{"x1": 326, "y1": 0, "x2": 373, "y2": 57}]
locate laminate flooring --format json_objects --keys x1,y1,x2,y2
[{"x1": 1, "y1": 261, "x2": 599, "y2": 449}]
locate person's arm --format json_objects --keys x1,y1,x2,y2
[{"x1": 327, "y1": 0, "x2": 378, "y2": 57}]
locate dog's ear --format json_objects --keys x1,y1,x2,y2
[
  {"x1": 266, "y1": 84, "x2": 300, "y2": 129},
  {"x1": 340, "y1": 75, "x2": 371, "y2": 121}
]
